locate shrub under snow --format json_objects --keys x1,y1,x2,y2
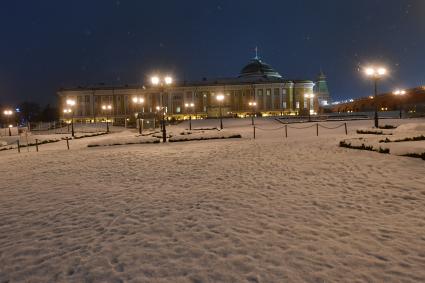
[
  {"x1": 87, "y1": 136, "x2": 160, "y2": 147},
  {"x1": 169, "y1": 130, "x2": 242, "y2": 142},
  {"x1": 341, "y1": 122, "x2": 425, "y2": 160}
]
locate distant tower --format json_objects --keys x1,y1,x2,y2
[{"x1": 314, "y1": 70, "x2": 331, "y2": 106}]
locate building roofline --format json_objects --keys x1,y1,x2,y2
[{"x1": 57, "y1": 77, "x2": 315, "y2": 92}]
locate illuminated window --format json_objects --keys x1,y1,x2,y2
[
  {"x1": 296, "y1": 102, "x2": 300, "y2": 109},
  {"x1": 176, "y1": 106, "x2": 181, "y2": 113}
]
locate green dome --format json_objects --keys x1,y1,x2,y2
[{"x1": 239, "y1": 58, "x2": 282, "y2": 79}]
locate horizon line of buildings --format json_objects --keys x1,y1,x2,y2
[
  {"x1": 332, "y1": 86, "x2": 425, "y2": 114},
  {"x1": 57, "y1": 55, "x2": 331, "y2": 124}
]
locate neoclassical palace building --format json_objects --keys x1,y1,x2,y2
[{"x1": 58, "y1": 55, "x2": 331, "y2": 124}]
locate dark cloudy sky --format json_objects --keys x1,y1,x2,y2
[{"x1": 0, "y1": 0, "x2": 424, "y2": 105}]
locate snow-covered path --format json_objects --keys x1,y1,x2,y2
[{"x1": 1, "y1": 119, "x2": 424, "y2": 282}]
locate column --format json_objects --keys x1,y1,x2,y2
[
  {"x1": 280, "y1": 88, "x2": 284, "y2": 110},
  {"x1": 91, "y1": 90, "x2": 95, "y2": 121},
  {"x1": 167, "y1": 92, "x2": 172, "y2": 114}
]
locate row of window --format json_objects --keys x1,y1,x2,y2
[{"x1": 62, "y1": 87, "x2": 315, "y2": 116}]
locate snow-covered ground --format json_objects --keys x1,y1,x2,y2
[{"x1": 0, "y1": 118, "x2": 424, "y2": 282}]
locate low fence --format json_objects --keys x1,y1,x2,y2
[
  {"x1": 253, "y1": 122, "x2": 348, "y2": 139},
  {"x1": 275, "y1": 111, "x2": 418, "y2": 123},
  {"x1": 276, "y1": 115, "x2": 368, "y2": 123},
  {"x1": 30, "y1": 121, "x2": 162, "y2": 135},
  {"x1": 31, "y1": 122, "x2": 109, "y2": 135},
  {"x1": 0, "y1": 137, "x2": 72, "y2": 154},
  {"x1": 1, "y1": 121, "x2": 349, "y2": 153},
  {"x1": 0, "y1": 127, "x2": 20, "y2": 137}
]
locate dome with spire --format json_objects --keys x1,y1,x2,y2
[
  {"x1": 238, "y1": 48, "x2": 282, "y2": 79},
  {"x1": 238, "y1": 57, "x2": 282, "y2": 79}
]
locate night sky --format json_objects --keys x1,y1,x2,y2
[{"x1": 0, "y1": 0, "x2": 424, "y2": 106}]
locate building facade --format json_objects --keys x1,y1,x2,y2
[{"x1": 58, "y1": 56, "x2": 330, "y2": 124}]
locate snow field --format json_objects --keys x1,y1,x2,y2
[{"x1": 0, "y1": 118, "x2": 424, "y2": 282}]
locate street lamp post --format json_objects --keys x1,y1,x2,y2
[
  {"x1": 65, "y1": 99, "x2": 76, "y2": 137},
  {"x1": 132, "y1": 96, "x2": 144, "y2": 135},
  {"x1": 3, "y1": 110, "x2": 13, "y2": 136},
  {"x1": 393, "y1": 89, "x2": 406, "y2": 119},
  {"x1": 364, "y1": 67, "x2": 387, "y2": 128},
  {"x1": 216, "y1": 94, "x2": 224, "y2": 130},
  {"x1": 63, "y1": 108, "x2": 72, "y2": 136},
  {"x1": 101, "y1": 104, "x2": 112, "y2": 133},
  {"x1": 248, "y1": 101, "x2": 257, "y2": 125},
  {"x1": 151, "y1": 75, "x2": 173, "y2": 142},
  {"x1": 185, "y1": 102, "x2": 195, "y2": 130},
  {"x1": 304, "y1": 93, "x2": 315, "y2": 122},
  {"x1": 155, "y1": 106, "x2": 162, "y2": 131}
]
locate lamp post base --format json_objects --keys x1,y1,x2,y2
[
  {"x1": 219, "y1": 104, "x2": 223, "y2": 130},
  {"x1": 374, "y1": 111, "x2": 379, "y2": 128},
  {"x1": 162, "y1": 121, "x2": 166, "y2": 142},
  {"x1": 106, "y1": 115, "x2": 109, "y2": 133}
]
